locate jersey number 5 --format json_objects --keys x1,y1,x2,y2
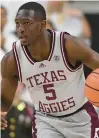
[{"x1": 43, "y1": 84, "x2": 57, "y2": 100}]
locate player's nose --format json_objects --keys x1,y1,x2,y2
[{"x1": 18, "y1": 24, "x2": 26, "y2": 34}]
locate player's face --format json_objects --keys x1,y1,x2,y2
[{"x1": 15, "y1": 9, "x2": 45, "y2": 46}]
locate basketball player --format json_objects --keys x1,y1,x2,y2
[{"x1": 1, "y1": 2, "x2": 99, "y2": 138}]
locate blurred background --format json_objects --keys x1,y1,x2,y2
[{"x1": 1, "y1": 0, "x2": 99, "y2": 138}]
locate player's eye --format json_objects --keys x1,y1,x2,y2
[
  {"x1": 15, "y1": 21, "x2": 20, "y2": 26},
  {"x1": 24, "y1": 22, "x2": 30, "y2": 25},
  {"x1": 16, "y1": 22, "x2": 19, "y2": 25}
]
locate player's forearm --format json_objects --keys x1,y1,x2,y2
[
  {"x1": 1, "y1": 76, "x2": 19, "y2": 109},
  {"x1": 1, "y1": 85, "x2": 17, "y2": 111},
  {"x1": 1, "y1": 101, "x2": 10, "y2": 112},
  {"x1": 1, "y1": 93, "x2": 13, "y2": 111}
]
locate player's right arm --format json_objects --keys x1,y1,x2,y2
[{"x1": 1, "y1": 51, "x2": 19, "y2": 129}]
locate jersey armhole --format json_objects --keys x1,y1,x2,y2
[
  {"x1": 12, "y1": 42, "x2": 22, "y2": 82},
  {"x1": 60, "y1": 32, "x2": 83, "y2": 72}
]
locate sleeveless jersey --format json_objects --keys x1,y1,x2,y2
[{"x1": 13, "y1": 30, "x2": 88, "y2": 116}]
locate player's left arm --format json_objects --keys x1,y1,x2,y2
[{"x1": 64, "y1": 34, "x2": 99, "y2": 70}]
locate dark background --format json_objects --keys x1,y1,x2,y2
[{"x1": 84, "y1": 13, "x2": 99, "y2": 77}]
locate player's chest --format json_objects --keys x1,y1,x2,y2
[{"x1": 21, "y1": 60, "x2": 68, "y2": 87}]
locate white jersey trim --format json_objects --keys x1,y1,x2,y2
[
  {"x1": 22, "y1": 45, "x2": 34, "y2": 65},
  {"x1": 48, "y1": 30, "x2": 55, "y2": 61}
]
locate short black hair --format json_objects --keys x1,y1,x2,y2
[{"x1": 18, "y1": 2, "x2": 46, "y2": 20}]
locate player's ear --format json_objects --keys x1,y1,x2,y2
[{"x1": 40, "y1": 20, "x2": 46, "y2": 32}]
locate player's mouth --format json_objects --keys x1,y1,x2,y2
[{"x1": 20, "y1": 36, "x2": 27, "y2": 41}]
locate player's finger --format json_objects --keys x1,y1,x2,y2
[
  {"x1": 1, "y1": 112, "x2": 7, "y2": 116},
  {"x1": 1, "y1": 127, "x2": 6, "y2": 130},
  {"x1": 1, "y1": 112, "x2": 7, "y2": 123},
  {"x1": 0, "y1": 122, "x2": 7, "y2": 129},
  {"x1": 1, "y1": 127, "x2": 5, "y2": 130},
  {"x1": 1, "y1": 117, "x2": 7, "y2": 124}
]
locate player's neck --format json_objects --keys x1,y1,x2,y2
[{"x1": 27, "y1": 30, "x2": 51, "y2": 62}]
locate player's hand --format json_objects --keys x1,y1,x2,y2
[{"x1": 0, "y1": 111, "x2": 7, "y2": 130}]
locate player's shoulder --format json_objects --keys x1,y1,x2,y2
[
  {"x1": 53, "y1": 30, "x2": 71, "y2": 41},
  {"x1": 58, "y1": 31, "x2": 80, "y2": 50},
  {"x1": 56, "y1": 30, "x2": 72, "y2": 42},
  {"x1": 1, "y1": 50, "x2": 14, "y2": 64},
  {"x1": 55, "y1": 30, "x2": 71, "y2": 37},
  {"x1": 1, "y1": 40, "x2": 20, "y2": 62},
  {"x1": 1, "y1": 45, "x2": 18, "y2": 76},
  {"x1": 60, "y1": 31, "x2": 78, "y2": 42},
  {"x1": 53, "y1": 29, "x2": 79, "y2": 44}
]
